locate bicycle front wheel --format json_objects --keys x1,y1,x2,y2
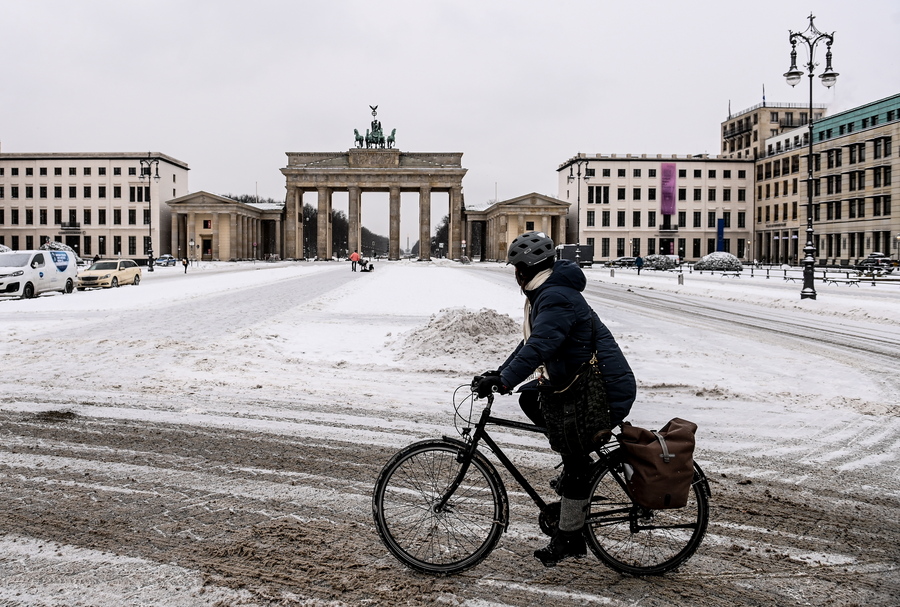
[
  {"x1": 372, "y1": 438, "x2": 508, "y2": 575},
  {"x1": 584, "y1": 457, "x2": 709, "y2": 576}
]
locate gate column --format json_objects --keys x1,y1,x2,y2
[
  {"x1": 317, "y1": 186, "x2": 332, "y2": 260},
  {"x1": 418, "y1": 185, "x2": 431, "y2": 261},
  {"x1": 449, "y1": 186, "x2": 462, "y2": 259},
  {"x1": 389, "y1": 186, "x2": 401, "y2": 260},
  {"x1": 349, "y1": 186, "x2": 361, "y2": 255}
]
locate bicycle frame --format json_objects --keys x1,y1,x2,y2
[{"x1": 436, "y1": 393, "x2": 556, "y2": 516}]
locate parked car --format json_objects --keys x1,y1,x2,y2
[
  {"x1": 608, "y1": 257, "x2": 636, "y2": 267},
  {"x1": 855, "y1": 253, "x2": 894, "y2": 273},
  {"x1": 77, "y1": 259, "x2": 142, "y2": 289},
  {"x1": 0, "y1": 250, "x2": 79, "y2": 299},
  {"x1": 155, "y1": 254, "x2": 176, "y2": 267}
]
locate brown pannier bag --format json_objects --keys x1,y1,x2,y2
[{"x1": 617, "y1": 418, "x2": 697, "y2": 509}]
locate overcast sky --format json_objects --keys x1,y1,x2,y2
[{"x1": 2, "y1": 0, "x2": 898, "y2": 245}]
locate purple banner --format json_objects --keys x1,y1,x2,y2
[{"x1": 660, "y1": 163, "x2": 677, "y2": 216}]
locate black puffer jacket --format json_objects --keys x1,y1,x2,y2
[{"x1": 498, "y1": 260, "x2": 636, "y2": 426}]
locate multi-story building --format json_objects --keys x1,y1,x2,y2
[
  {"x1": 756, "y1": 93, "x2": 899, "y2": 265},
  {"x1": 721, "y1": 101, "x2": 827, "y2": 160},
  {"x1": 558, "y1": 153, "x2": 754, "y2": 263},
  {"x1": 0, "y1": 151, "x2": 189, "y2": 259}
]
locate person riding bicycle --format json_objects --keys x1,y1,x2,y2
[{"x1": 472, "y1": 231, "x2": 636, "y2": 567}]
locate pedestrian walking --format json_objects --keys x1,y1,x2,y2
[
  {"x1": 182, "y1": 258, "x2": 188, "y2": 274},
  {"x1": 635, "y1": 255, "x2": 644, "y2": 275},
  {"x1": 350, "y1": 250, "x2": 360, "y2": 272}
]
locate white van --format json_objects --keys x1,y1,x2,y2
[{"x1": 0, "y1": 250, "x2": 79, "y2": 299}]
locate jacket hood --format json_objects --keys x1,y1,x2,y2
[{"x1": 527, "y1": 259, "x2": 585, "y2": 296}]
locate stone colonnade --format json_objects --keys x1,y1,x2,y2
[
  {"x1": 281, "y1": 149, "x2": 467, "y2": 260},
  {"x1": 168, "y1": 192, "x2": 282, "y2": 260},
  {"x1": 463, "y1": 193, "x2": 570, "y2": 261}
]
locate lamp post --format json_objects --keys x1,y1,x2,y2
[
  {"x1": 783, "y1": 13, "x2": 838, "y2": 300},
  {"x1": 566, "y1": 157, "x2": 591, "y2": 263},
  {"x1": 139, "y1": 153, "x2": 161, "y2": 272}
]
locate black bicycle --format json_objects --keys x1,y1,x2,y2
[{"x1": 372, "y1": 386, "x2": 711, "y2": 576}]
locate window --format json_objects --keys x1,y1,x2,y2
[
  {"x1": 693, "y1": 238, "x2": 701, "y2": 258},
  {"x1": 723, "y1": 188, "x2": 732, "y2": 202},
  {"x1": 616, "y1": 238, "x2": 625, "y2": 257},
  {"x1": 616, "y1": 211, "x2": 626, "y2": 227},
  {"x1": 678, "y1": 169, "x2": 686, "y2": 178},
  {"x1": 617, "y1": 188, "x2": 626, "y2": 200},
  {"x1": 632, "y1": 188, "x2": 641, "y2": 200},
  {"x1": 11, "y1": 186, "x2": 19, "y2": 199},
  {"x1": 723, "y1": 170, "x2": 731, "y2": 179},
  {"x1": 53, "y1": 167, "x2": 62, "y2": 176},
  {"x1": 771, "y1": 112, "x2": 779, "y2": 122},
  {"x1": 128, "y1": 236, "x2": 137, "y2": 256},
  {"x1": 128, "y1": 209, "x2": 137, "y2": 225},
  {"x1": 602, "y1": 168, "x2": 610, "y2": 177},
  {"x1": 647, "y1": 238, "x2": 656, "y2": 253},
  {"x1": 114, "y1": 186, "x2": 121, "y2": 199},
  {"x1": 678, "y1": 188, "x2": 686, "y2": 201},
  {"x1": 54, "y1": 209, "x2": 62, "y2": 224},
  {"x1": 633, "y1": 169, "x2": 641, "y2": 178},
  {"x1": 202, "y1": 219, "x2": 212, "y2": 229},
  {"x1": 113, "y1": 167, "x2": 122, "y2": 176},
  {"x1": 69, "y1": 167, "x2": 77, "y2": 176},
  {"x1": 25, "y1": 186, "x2": 33, "y2": 199},
  {"x1": 601, "y1": 238, "x2": 610, "y2": 257},
  {"x1": 83, "y1": 209, "x2": 91, "y2": 225},
  {"x1": 113, "y1": 209, "x2": 122, "y2": 225},
  {"x1": 631, "y1": 238, "x2": 640, "y2": 256},
  {"x1": 68, "y1": 186, "x2": 76, "y2": 198},
  {"x1": 98, "y1": 167, "x2": 106, "y2": 176},
  {"x1": 708, "y1": 170, "x2": 716, "y2": 178},
  {"x1": 649, "y1": 169, "x2": 657, "y2": 177},
  {"x1": 128, "y1": 167, "x2": 137, "y2": 176},
  {"x1": 648, "y1": 187, "x2": 656, "y2": 201},
  {"x1": 601, "y1": 210, "x2": 610, "y2": 227},
  {"x1": 39, "y1": 209, "x2": 47, "y2": 225},
  {"x1": 54, "y1": 186, "x2": 62, "y2": 199},
  {"x1": 10, "y1": 168, "x2": 18, "y2": 176},
  {"x1": 11, "y1": 209, "x2": 19, "y2": 224},
  {"x1": 25, "y1": 209, "x2": 34, "y2": 225},
  {"x1": 693, "y1": 189, "x2": 702, "y2": 201},
  {"x1": 84, "y1": 167, "x2": 91, "y2": 176},
  {"x1": 618, "y1": 168, "x2": 626, "y2": 178},
  {"x1": 678, "y1": 211, "x2": 686, "y2": 227},
  {"x1": 693, "y1": 169, "x2": 701, "y2": 178},
  {"x1": 693, "y1": 211, "x2": 701, "y2": 228},
  {"x1": 83, "y1": 186, "x2": 91, "y2": 198},
  {"x1": 723, "y1": 211, "x2": 731, "y2": 228},
  {"x1": 707, "y1": 211, "x2": 716, "y2": 228},
  {"x1": 587, "y1": 211, "x2": 595, "y2": 227},
  {"x1": 738, "y1": 211, "x2": 746, "y2": 228},
  {"x1": 648, "y1": 211, "x2": 656, "y2": 227},
  {"x1": 632, "y1": 210, "x2": 641, "y2": 227},
  {"x1": 708, "y1": 188, "x2": 716, "y2": 201},
  {"x1": 98, "y1": 209, "x2": 106, "y2": 225},
  {"x1": 39, "y1": 186, "x2": 47, "y2": 199},
  {"x1": 585, "y1": 168, "x2": 595, "y2": 177},
  {"x1": 98, "y1": 186, "x2": 106, "y2": 199}
]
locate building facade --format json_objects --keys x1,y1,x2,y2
[
  {"x1": 756, "y1": 93, "x2": 899, "y2": 265},
  {"x1": 0, "y1": 151, "x2": 189, "y2": 258},
  {"x1": 557, "y1": 154, "x2": 755, "y2": 263},
  {"x1": 721, "y1": 101, "x2": 827, "y2": 160},
  {"x1": 464, "y1": 192, "x2": 569, "y2": 262}
]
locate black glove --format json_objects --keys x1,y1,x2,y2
[
  {"x1": 472, "y1": 375, "x2": 507, "y2": 399},
  {"x1": 480, "y1": 369, "x2": 501, "y2": 377}
]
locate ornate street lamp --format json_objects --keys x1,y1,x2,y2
[
  {"x1": 784, "y1": 13, "x2": 838, "y2": 300},
  {"x1": 566, "y1": 157, "x2": 591, "y2": 264},
  {"x1": 139, "y1": 153, "x2": 161, "y2": 272}
]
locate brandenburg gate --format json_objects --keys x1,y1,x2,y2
[{"x1": 280, "y1": 108, "x2": 467, "y2": 261}]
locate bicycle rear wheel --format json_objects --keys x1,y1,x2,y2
[
  {"x1": 372, "y1": 438, "x2": 508, "y2": 575},
  {"x1": 584, "y1": 455, "x2": 709, "y2": 575}
]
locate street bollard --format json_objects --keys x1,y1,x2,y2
[
  {"x1": 610, "y1": 269, "x2": 615, "y2": 278},
  {"x1": 678, "y1": 274, "x2": 684, "y2": 285}
]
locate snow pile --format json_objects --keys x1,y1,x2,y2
[
  {"x1": 0, "y1": 244, "x2": 10, "y2": 253},
  {"x1": 390, "y1": 307, "x2": 521, "y2": 364},
  {"x1": 644, "y1": 254, "x2": 677, "y2": 270},
  {"x1": 694, "y1": 251, "x2": 743, "y2": 271}
]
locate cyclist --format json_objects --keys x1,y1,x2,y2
[{"x1": 473, "y1": 231, "x2": 636, "y2": 567}]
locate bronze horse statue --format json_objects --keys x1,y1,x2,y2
[
  {"x1": 386, "y1": 129, "x2": 396, "y2": 148},
  {"x1": 354, "y1": 129, "x2": 364, "y2": 148}
]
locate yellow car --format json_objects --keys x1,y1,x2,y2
[{"x1": 77, "y1": 259, "x2": 142, "y2": 290}]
